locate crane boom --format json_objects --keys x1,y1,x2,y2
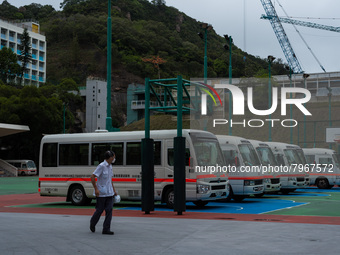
[
  {"x1": 261, "y1": 15, "x2": 340, "y2": 33},
  {"x1": 260, "y1": 0, "x2": 303, "y2": 73}
]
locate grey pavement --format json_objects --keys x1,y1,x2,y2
[{"x1": 0, "y1": 212, "x2": 340, "y2": 255}]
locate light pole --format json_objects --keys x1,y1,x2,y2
[
  {"x1": 267, "y1": 55, "x2": 275, "y2": 142},
  {"x1": 106, "y1": 0, "x2": 113, "y2": 131},
  {"x1": 327, "y1": 86, "x2": 332, "y2": 149},
  {"x1": 303, "y1": 73, "x2": 310, "y2": 148},
  {"x1": 224, "y1": 35, "x2": 233, "y2": 135},
  {"x1": 285, "y1": 65, "x2": 293, "y2": 144},
  {"x1": 199, "y1": 23, "x2": 212, "y2": 84}
]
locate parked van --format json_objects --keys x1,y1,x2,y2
[
  {"x1": 248, "y1": 140, "x2": 281, "y2": 194},
  {"x1": 217, "y1": 135, "x2": 264, "y2": 201},
  {"x1": 266, "y1": 142, "x2": 307, "y2": 194},
  {"x1": 39, "y1": 130, "x2": 229, "y2": 207},
  {"x1": 302, "y1": 148, "x2": 340, "y2": 189},
  {"x1": 5, "y1": 160, "x2": 37, "y2": 176}
]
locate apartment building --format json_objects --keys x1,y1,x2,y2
[{"x1": 0, "y1": 18, "x2": 46, "y2": 86}]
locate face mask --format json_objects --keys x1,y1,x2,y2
[{"x1": 111, "y1": 158, "x2": 116, "y2": 165}]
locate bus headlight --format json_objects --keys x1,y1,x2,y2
[
  {"x1": 244, "y1": 180, "x2": 255, "y2": 186},
  {"x1": 197, "y1": 184, "x2": 210, "y2": 194},
  {"x1": 288, "y1": 177, "x2": 297, "y2": 181}
]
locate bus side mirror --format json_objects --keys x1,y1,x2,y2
[{"x1": 235, "y1": 156, "x2": 239, "y2": 167}]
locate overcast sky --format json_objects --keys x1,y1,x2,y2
[{"x1": 6, "y1": 0, "x2": 340, "y2": 74}]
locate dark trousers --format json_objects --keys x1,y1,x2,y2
[{"x1": 90, "y1": 196, "x2": 114, "y2": 231}]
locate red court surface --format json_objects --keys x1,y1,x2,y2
[{"x1": 1, "y1": 193, "x2": 340, "y2": 225}]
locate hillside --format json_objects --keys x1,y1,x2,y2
[{"x1": 1, "y1": 0, "x2": 288, "y2": 89}]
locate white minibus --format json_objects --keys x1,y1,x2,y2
[
  {"x1": 39, "y1": 130, "x2": 229, "y2": 207},
  {"x1": 216, "y1": 135, "x2": 264, "y2": 202},
  {"x1": 303, "y1": 148, "x2": 340, "y2": 189},
  {"x1": 248, "y1": 140, "x2": 281, "y2": 194},
  {"x1": 5, "y1": 160, "x2": 37, "y2": 176},
  {"x1": 266, "y1": 142, "x2": 307, "y2": 194}
]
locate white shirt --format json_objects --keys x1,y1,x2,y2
[{"x1": 92, "y1": 160, "x2": 114, "y2": 197}]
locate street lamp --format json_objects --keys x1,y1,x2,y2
[
  {"x1": 224, "y1": 34, "x2": 233, "y2": 135},
  {"x1": 327, "y1": 86, "x2": 332, "y2": 149},
  {"x1": 199, "y1": 23, "x2": 212, "y2": 84},
  {"x1": 267, "y1": 55, "x2": 276, "y2": 142},
  {"x1": 303, "y1": 73, "x2": 310, "y2": 148},
  {"x1": 106, "y1": 0, "x2": 113, "y2": 131},
  {"x1": 285, "y1": 65, "x2": 293, "y2": 144}
]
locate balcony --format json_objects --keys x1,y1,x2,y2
[
  {"x1": 39, "y1": 56, "x2": 44, "y2": 61},
  {"x1": 39, "y1": 77, "x2": 44, "y2": 82},
  {"x1": 32, "y1": 75, "x2": 37, "y2": 81},
  {"x1": 131, "y1": 100, "x2": 160, "y2": 110}
]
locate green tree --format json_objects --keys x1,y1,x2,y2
[
  {"x1": 18, "y1": 28, "x2": 32, "y2": 86},
  {"x1": 0, "y1": 47, "x2": 21, "y2": 84}
]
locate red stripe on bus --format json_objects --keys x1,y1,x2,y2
[
  {"x1": 39, "y1": 177, "x2": 197, "y2": 183},
  {"x1": 228, "y1": 176, "x2": 263, "y2": 180},
  {"x1": 112, "y1": 178, "x2": 137, "y2": 182},
  {"x1": 196, "y1": 174, "x2": 216, "y2": 179},
  {"x1": 276, "y1": 174, "x2": 306, "y2": 177}
]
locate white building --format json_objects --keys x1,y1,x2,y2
[
  {"x1": 80, "y1": 78, "x2": 107, "y2": 132},
  {"x1": 0, "y1": 18, "x2": 46, "y2": 86}
]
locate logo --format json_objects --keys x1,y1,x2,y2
[
  {"x1": 199, "y1": 83, "x2": 312, "y2": 128},
  {"x1": 197, "y1": 83, "x2": 223, "y2": 115}
]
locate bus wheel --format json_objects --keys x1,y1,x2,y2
[
  {"x1": 193, "y1": 201, "x2": 208, "y2": 208},
  {"x1": 225, "y1": 186, "x2": 233, "y2": 202},
  {"x1": 20, "y1": 171, "x2": 26, "y2": 176},
  {"x1": 164, "y1": 188, "x2": 174, "y2": 209},
  {"x1": 70, "y1": 185, "x2": 89, "y2": 206},
  {"x1": 317, "y1": 178, "x2": 329, "y2": 189}
]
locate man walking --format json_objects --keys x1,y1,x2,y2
[{"x1": 90, "y1": 150, "x2": 117, "y2": 235}]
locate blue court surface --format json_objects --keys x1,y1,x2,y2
[
  {"x1": 297, "y1": 187, "x2": 340, "y2": 193},
  {"x1": 117, "y1": 189, "x2": 337, "y2": 214},
  {"x1": 118, "y1": 198, "x2": 307, "y2": 214}
]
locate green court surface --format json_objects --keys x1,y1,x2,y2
[
  {"x1": 0, "y1": 176, "x2": 39, "y2": 195},
  {"x1": 265, "y1": 192, "x2": 340, "y2": 217}
]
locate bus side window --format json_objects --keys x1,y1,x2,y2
[
  {"x1": 59, "y1": 144, "x2": 89, "y2": 166},
  {"x1": 127, "y1": 142, "x2": 141, "y2": 165},
  {"x1": 42, "y1": 143, "x2": 57, "y2": 167},
  {"x1": 92, "y1": 143, "x2": 124, "y2": 165}
]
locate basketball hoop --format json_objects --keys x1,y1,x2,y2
[{"x1": 334, "y1": 134, "x2": 340, "y2": 144}]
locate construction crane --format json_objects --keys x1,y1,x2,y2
[
  {"x1": 260, "y1": 0, "x2": 336, "y2": 73},
  {"x1": 260, "y1": 0, "x2": 303, "y2": 73},
  {"x1": 261, "y1": 15, "x2": 340, "y2": 33}
]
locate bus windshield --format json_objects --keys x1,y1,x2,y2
[
  {"x1": 256, "y1": 147, "x2": 278, "y2": 166},
  {"x1": 284, "y1": 149, "x2": 303, "y2": 165},
  {"x1": 27, "y1": 161, "x2": 36, "y2": 169},
  {"x1": 296, "y1": 149, "x2": 307, "y2": 165},
  {"x1": 238, "y1": 144, "x2": 261, "y2": 166},
  {"x1": 193, "y1": 140, "x2": 225, "y2": 166},
  {"x1": 332, "y1": 154, "x2": 340, "y2": 168}
]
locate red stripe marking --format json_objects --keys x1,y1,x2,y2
[
  {"x1": 197, "y1": 174, "x2": 217, "y2": 179},
  {"x1": 39, "y1": 177, "x2": 196, "y2": 183},
  {"x1": 228, "y1": 176, "x2": 264, "y2": 180}
]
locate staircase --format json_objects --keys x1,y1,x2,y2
[{"x1": 0, "y1": 159, "x2": 18, "y2": 177}]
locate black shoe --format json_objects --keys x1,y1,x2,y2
[
  {"x1": 90, "y1": 225, "x2": 95, "y2": 233},
  {"x1": 102, "y1": 230, "x2": 114, "y2": 235}
]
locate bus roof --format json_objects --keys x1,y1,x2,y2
[
  {"x1": 302, "y1": 148, "x2": 336, "y2": 155},
  {"x1": 41, "y1": 129, "x2": 217, "y2": 143},
  {"x1": 216, "y1": 135, "x2": 251, "y2": 145}
]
